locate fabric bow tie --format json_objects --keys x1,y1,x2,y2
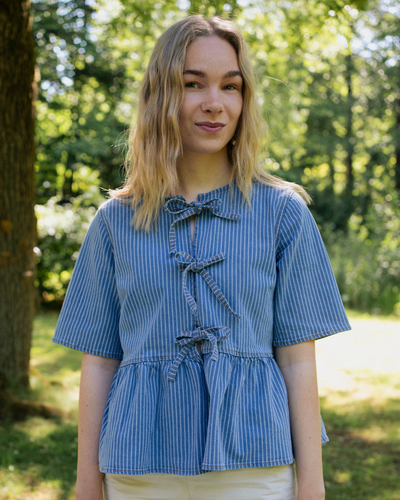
[
  {"x1": 163, "y1": 197, "x2": 223, "y2": 217},
  {"x1": 175, "y1": 251, "x2": 241, "y2": 319},
  {"x1": 168, "y1": 326, "x2": 231, "y2": 382},
  {"x1": 163, "y1": 196, "x2": 240, "y2": 256}
]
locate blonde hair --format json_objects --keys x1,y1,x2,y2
[{"x1": 108, "y1": 14, "x2": 311, "y2": 231}]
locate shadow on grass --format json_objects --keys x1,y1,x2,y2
[
  {"x1": 0, "y1": 418, "x2": 78, "y2": 500},
  {"x1": 1, "y1": 398, "x2": 399, "y2": 500},
  {"x1": 321, "y1": 396, "x2": 400, "y2": 500},
  {"x1": 2, "y1": 311, "x2": 398, "y2": 499}
]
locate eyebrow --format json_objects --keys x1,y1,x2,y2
[{"x1": 183, "y1": 69, "x2": 243, "y2": 79}]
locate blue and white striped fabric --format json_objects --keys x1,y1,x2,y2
[{"x1": 52, "y1": 179, "x2": 351, "y2": 476}]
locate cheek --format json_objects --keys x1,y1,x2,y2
[
  {"x1": 227, "y1": 95, "x2": 243, "y2": 120},
  {"x1": 180, "y1": 94, "x2": 200, "y2": 120}
]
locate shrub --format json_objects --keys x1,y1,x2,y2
[
  {"x1": 35, "y1": 187, "x2": 106, "y2": 306},
  {"x1": 325, "y1": 194, "x2": 400, "y2": 315}
]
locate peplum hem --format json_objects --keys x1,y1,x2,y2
[
  {"x1": 98, "y1": 351, "x2": 320, "y2": 475},
  {"x1": 99, "y1": 457, "x2": 295, "y2": 476}
]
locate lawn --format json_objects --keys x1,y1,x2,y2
[
  {"x1": 0, "y1": 310, "x2": 399, "y2": 499},
  {"x1": 316, "y1": 312, "x2": 400, "y2": 500}
]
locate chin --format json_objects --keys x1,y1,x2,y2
[{"x1": 187, "y1": 142, "x2": 229, "y2": 155}]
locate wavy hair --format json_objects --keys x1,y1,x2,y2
[{"x1": 108, "y1": 14, "x2": 311, "y2": 231}]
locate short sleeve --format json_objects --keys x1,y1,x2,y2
[
  {"x1": 52, "y1": 207, "x2": 123, "y2": 359},
  {"x1": 273, "y1": 191, "x2": 351, "y2": 347}
]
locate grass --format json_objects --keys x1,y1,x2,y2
[
  {"x1": 0, "y1": 311, "x2": 80, "y2": 500},
  {"x1": 0, "y1": 310, "x2": 399, "y2": 499},
  {"x1": 322, "y1": 395, "x2": 400, "y2": 500}
]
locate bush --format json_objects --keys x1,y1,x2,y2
[
  {"x1": 35, "y1": 186, "x2": 106, "y2": 306},
  {"x1": 35, "y1": 186, "x2": 400, "y2": 316},
  {"x1": 325, "y1": 193, "x2": 400, "y2": 316}
]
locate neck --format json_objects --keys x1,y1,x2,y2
[{"x1": 176, "y1": 148, "x2": 232, "y2": 202}]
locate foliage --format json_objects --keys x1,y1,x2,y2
[
  {"x1": 326, "y1": 191, "x2": 400, "y2": 315},
  {"x1": 32, "y1": 0, "x2": 128, "y2": 204},
  {"x1": 30, "y1": 0, "x2": 400, "y2": 313},
  {"x1": 35, "y1": 186, "x2": 106, "y2": 303}
]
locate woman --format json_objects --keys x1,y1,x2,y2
[{"x1": 53, "y1": 14, "x2": 351, "y2": 500}]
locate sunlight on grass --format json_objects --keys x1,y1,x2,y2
[
  {"x1": 0, "y1": 309, "x2": 399, "y2": 500},
  {"x1": 29, "y1": 311, "x2": 81, "y2": 414},
  {"x1": 316, "y1": 313, "x2": 400, "y2": 401},
  {"x1": 317, "y1": 312, "x2": 400, "y2": 500},
  {"x1": 334, "y1": 471, "x2": 352, "y2": 484},
  {"x1": 0, "y1": 312, "x2": 79, "y2": 500},
  {"x1": 0, "y1": 414, "x2": 77, "y2": 500}
]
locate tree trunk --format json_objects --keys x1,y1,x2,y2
[
  {"x1": 0, "y1": 0, "x2": 36, "y2": 389},
  {"x1": 395, "y1": 91, "x2": 400, "y2": 191},
  {"x1": 344, "y1": 53, "x2": 355, "y2": 197}
]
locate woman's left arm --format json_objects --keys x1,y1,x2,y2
[{"x1": 275, "y1": 340, "x2": 325, "y2": 500}]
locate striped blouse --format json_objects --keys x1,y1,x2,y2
[{"x1": 52, "y1": 179, "x2": 351, "y2": 476}]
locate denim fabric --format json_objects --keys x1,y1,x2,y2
[{"x1": 52, "y1": 179, "x2": 351, "y2": 476}]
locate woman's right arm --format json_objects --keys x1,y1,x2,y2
[{"x1": 75, "y1": 352, "x2": 121, "y2": 500}]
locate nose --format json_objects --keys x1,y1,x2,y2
[{"x1": 201, "y1": 88, "x2": 223, "y2": 115}]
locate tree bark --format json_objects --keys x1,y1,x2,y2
[
  {"x1": 395, "y1": 91, "x2": 400, "y2": 191},
  {"x1": 344, "y1": 52, "x2": 355, "y2": 196},
  {"x1": 0, "y1": 0, "x2": 36, "y2": 389}
]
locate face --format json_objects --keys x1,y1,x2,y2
[{"x1": 179, "y1": 36, "x2": 243, "y2": 156}]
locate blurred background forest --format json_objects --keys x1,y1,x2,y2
[
  {"x1": 1, "y1": 2, "x2": 400, "y2": 499},
  {"x1": 31, "y1": 0, "x2": 400, "y2": 316}
]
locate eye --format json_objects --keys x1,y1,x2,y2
[
  {"x1": 224, "y1": 84, "x2": 237, "y2": 90},
  {"x1": 185, "y1": 82, "x2": 200, "y2": 88}
]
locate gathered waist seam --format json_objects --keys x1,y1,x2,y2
[
  {"x1": 119, "y1": 349, "x2": 274, "y2": 368},
  {"x1": 201, "y1": 348, "x2": 274, "y2": 358},
  {"x1": 119, "y1": 352, "x2": 199, "y2": 368}
]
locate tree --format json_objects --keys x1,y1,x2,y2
[
  {"x1": 0, "y1": 0, "x2": 37, "y2": 390},
  {"x1": 28, "y1": 0, "x2": 400, "y2": 316}
]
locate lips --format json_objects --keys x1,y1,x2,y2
[
  {"x1": 196, "y1": 122, "x2": 226, "y2": 127},
  {"x1": 196, "y1": 122, "x2": 226, "y2": 134}
]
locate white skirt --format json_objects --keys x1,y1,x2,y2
[{"x1": 103, "y1": 464, "x2": 297, "y2": 500}]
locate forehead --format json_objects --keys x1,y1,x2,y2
[{"x1": 184, "y1": 36, "x2": 239, "y2": 72}]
